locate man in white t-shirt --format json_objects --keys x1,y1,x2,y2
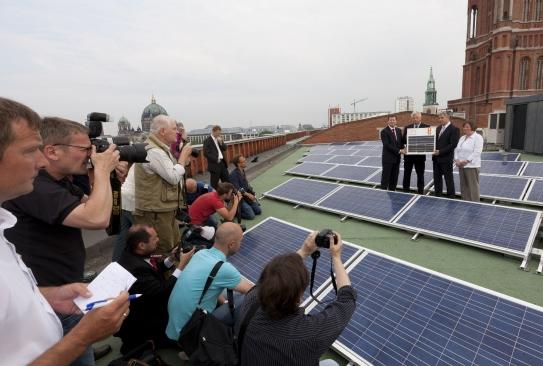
[{"x1": 0, "y1": 97, "x2": 130, "y2": 366}]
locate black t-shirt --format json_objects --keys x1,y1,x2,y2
[{"x1": 2, "y1": 170, "x2": 86, "y2": 286}]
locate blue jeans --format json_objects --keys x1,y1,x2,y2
[
  {"x1": 58, "y1": 313, "x2": 95, "y2": 366},
  {"x1": 112, "y1": 210, "x2": 134, "y2": 261},
  {"x1": 240, "y1": 199, "x2": 261, "y2": 220},
  {"x1": 212, "y1": 293, "x2": 244, "y2": 327}
]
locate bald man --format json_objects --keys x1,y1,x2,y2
[
  {"x1": 185, "y1": 178, "x2": 214, "y2": 206},
  {"x1": 166, "y1": 223, "x2": 253, "y2": 340}
]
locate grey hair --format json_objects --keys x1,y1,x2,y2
[
  {"x1": 411, "y1": 111, "x2": 421, "y2": 118},
  {"x1": 438, "y1": 110, "x2": 451, "y2": 118},
  {"x1": 150, "y1": 115, "x2": 176, "y2": 133}
]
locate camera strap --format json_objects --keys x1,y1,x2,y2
[{"x1": 310, "y1": 251, "x2": 337, "y2": 304}]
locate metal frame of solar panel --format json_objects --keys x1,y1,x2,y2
[
  {"x1": 480, "y1": 152, "x2": 520, "y2": 161},
  {"x1": 479, "y1": 160, "x2": 525, "y2": 176},
  {"x1": 307, "y1": 250, "x2": 543, "y2": 366},
  {"x1": 521, "y1": 161, "x2": 543, "y2": 178},
  {"x1": 364, "y1": 168, "x2": 435, "y2": 191},
  {"x1": 524, "y1": 179, "x2": 543, "y2": 206},
  {"x1": 229, "y1": 217, "x2": 363, "y2": 303},
  {"x1": 393, "y1": 195, "x2": 541, "y2": 268}
]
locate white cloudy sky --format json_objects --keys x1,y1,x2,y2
[{"x1": 1, "y1": 0, "x2": 467, "y2": 134}]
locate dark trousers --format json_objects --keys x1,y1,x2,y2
[
  {"x1": 381, "y1": 162, "x2": 400, "y2": 191},
  {"x1": 433, "y1": 161, "x2": 455, "y2": 197},
  {"x1": 209, "y1": 160, "x2": 229, "y2": 189},
  {"x1": 403, "y1": 159, "x2": 426, "y2": 194}
]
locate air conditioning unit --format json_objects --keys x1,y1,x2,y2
[{"x1": 485, "y1": 112, "x2": 506, "y2": 145}]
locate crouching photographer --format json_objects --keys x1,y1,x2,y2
[
  {"x1": 235, "y1": 230, "x2": 357, "y2": 366},
  {"x1": 229, "y1": 155, "x2": 261, "y2": 220},
  {"x1": 3, "y1": 116, "x2": 123, "y2": 366}
]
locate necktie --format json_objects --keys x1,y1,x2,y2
[
  {"x1": 149, "y1": 257, "x2": 159, "y2": 271},
  {"x1": 438, "y1": 126, "x2": 446, "y2": 139},
  {"x1": 392, "y1": 128, "x2": 397, "y2": 141}
]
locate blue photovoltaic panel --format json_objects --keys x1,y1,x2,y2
[
  {"x1": 330, "y1": 149, "x2": 356, "y2": 156},
  {"x1": 352, "y1": 148, "x2": 382, "y2": 156},
  {"x1": 230, "y1": 218, "x2": 360, "y2": 300},
  {"x1": 264, "y1": 178, "x2": 339, "y2": 204},
  {"x1": 366, "y1": 169, "x2": 434, "y2": 191},
  {"x1": 331, "y1": 142, "x2": 348, "y2": 146},
  {"x1": 311, "y1": 252, "x2": 543, "y2": 366},
  {"x1": 480, "y1": 160, "x2": 523, "y2": 176},
  {"x1": 287, "y1": 162, "x2": 334, "y2": 176},
  {"x1": 363, "y1": 140, "x2": 382, "y2": 146},
  {"x1": 321, "y1": 165, "x2": 380, "y2": 182},
  {"x1": 325, "y1": 155, "x2": 364, "y2": 165},
  {"x1": 299, "y1": 154, "x2": 334, "y2": 163},
  {"x1": 317, "y1": 186, "x2": 414, "y2": 222},
  {"x1": 396, "y1": 196, "x2": 538, "y2": 254},
  {"x1": 480, "y1": 152, "x2": 520, "y2": 161},
  {"x1": 358, "y1": 156, "x2": 382, "y2": 167},
  {"x1": 522, "y1": 162, "x2": 543, "y2": 178},
  {"x1": 443, "y1": 173, "x2": 530, "y2": 201},
  {"x1": 526, "y1": 180, "x2": 543, "y2": 204}
]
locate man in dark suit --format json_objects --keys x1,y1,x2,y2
[
  {"x1": 401, "y1": 111, "x2": 430, "y2": 193},
  {"x1": 115, "y1": 225, "x2": 194, "y2": 354},
  {"x1": 380, "y1": 115, "x2": 405, "y2": 191},
  {"x1": 432, "y1": 111, "x2": 460, "y2": 198},
  {"x1": 203, "y1": 125, "x2": 229, "y2": 189}
]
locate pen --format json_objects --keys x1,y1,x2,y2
[{"x1": 85, "y1": 293, "x2": 142, "y2": 311}]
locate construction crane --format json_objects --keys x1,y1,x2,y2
[{"x1": 351, "y1": 97, "x2": 368, "y2": 113}]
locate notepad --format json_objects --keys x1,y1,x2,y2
[{"x1": 74, "y1": 262, "x2": 137, "y2": 313}]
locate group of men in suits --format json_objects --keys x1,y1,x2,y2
[{"x1": 380, "y1": 111, "x2": 460, "y2": 197}]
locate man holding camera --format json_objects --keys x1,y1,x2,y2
[
  {"x1": 185, "y1": 178, "x2": 214, "y2": 206},
  {"x1": 188, "y1": 182, "x2": 242, "y2": 228},
  {"x1": 116, "y1": 224, "x2": 194, "y2": 353},
  {"x1": 229, "y1": 155, "x2": 261, "y2": 220},
  {"x1": 203, "y1": 125, "x2": 229, "y2": 189},
  {"x1": 132, "y1": 115, "x2": 193, "y2": 256},
  {"x1": 0, "y1": 98, "x2": 129, "y2": 366}
]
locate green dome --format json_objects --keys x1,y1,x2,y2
[{"x1": 141, "y1": 96, "x2": 168, "y2": 121}]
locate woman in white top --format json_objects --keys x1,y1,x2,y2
[{"x1": 454, "y1": 122, "x2": 484, "y2": 201}]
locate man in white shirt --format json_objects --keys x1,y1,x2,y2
[
  {"x1": 133, "y1": 115, "x2": 194, "y2": 255},
  {"x1": 203, "y1": 125, "x2": 229, "y2": 189},
  {"x1": 454, "y1": 121, "x2": 484, "y2": 201},
  {"x1": 0, "y1": 97, "x2": 129, "y2": 365}
]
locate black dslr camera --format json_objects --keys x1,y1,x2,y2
[
  {"x1": 315, "y1": 229, "x2": 338, "y2": 249},
  {"x1": 180, "y1": 138, "x2": 201, "y2": 158},
  {"x1": 175, "y1": 225, "x2": 214, "y2": 256},
  {"x1": 87, "y1": 112, "x2": 147, "y2": 164}
]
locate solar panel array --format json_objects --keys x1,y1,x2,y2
[
  {"x1": 310, "y1": 251, "x2": 543, "y2": 366},
  {"x1": 522, "y1": 161, "x2": 543, "y2": 178},
  {"x1": 229, "y1": 217, "x2": 362, "y2": 301},
  {"x1": 480, "y1": 152, "x2": 520, "y2": 161},
  {"x1": 365, "y1": 169, "x2": 435, "y2": 191},
  {"x1": 525, "y1": 179, "x2": 543, "y2": 204},
  {"x1": 479, "y1": 160, "x2": 525, "y2": 176},
  {"x1": 265, "y1": 177, "x2": 339, "y2": 205}
]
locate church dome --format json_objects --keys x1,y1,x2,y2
[{"x1": 141, "y1": 95, "x2": 168, "y2": 121}]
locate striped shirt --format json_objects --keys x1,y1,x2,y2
[{"x1": 236, "y1": 285, "x2": 357, "y2": 366}]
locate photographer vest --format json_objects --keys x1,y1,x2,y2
[{"x1": 134, "y1": 134, "x2": 181, "y2": 212}]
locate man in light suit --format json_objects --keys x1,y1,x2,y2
[
  {"x1": 432, "y1": 111, "x2": 460, "y2": 198},
  {"x1": 203, "y1": 125, "x2": 229, "y2": 189},
  {"x1": 380, "y1": 115, "x2": 405, "y2": 191},
  {"x1": 401, "y1": 111, "x2": 430, "y2": 194}
]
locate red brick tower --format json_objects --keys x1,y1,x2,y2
[{"x1": 448, "y1": 0, "x2": 543, "y2": 128}]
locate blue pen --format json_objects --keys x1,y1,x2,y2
[{"x1": 85, "y1": 294, "x2": 142, "y2": 311}]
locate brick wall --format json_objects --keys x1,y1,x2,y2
[{"x1": 302, "y1": 112, "x2": 465, "y2": 144}]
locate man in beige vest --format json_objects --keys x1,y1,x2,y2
[{"x1": 133, "y1": 115, "x2": 193, "y2": 255}]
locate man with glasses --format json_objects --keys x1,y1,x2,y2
[{"x1": 3, "y1": 117, "x2": 120, "y2": 366}]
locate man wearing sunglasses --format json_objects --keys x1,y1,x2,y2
[{"x1": 3, "y1": 117, "x2": 120, "y2": 366}]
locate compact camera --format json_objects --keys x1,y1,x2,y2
[{"x1": 315, "y1": 229, "x2": 338, "y2": 249}]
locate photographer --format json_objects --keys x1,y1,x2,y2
[
  {"x1": 188, "y1": 182, "x2": 242, "y2": 228},
  {"x1": 229, "y1": 155, "x2": 261, "y2": 220},
  {"x1": 133, "y1": 115, "x2": 193, "y2": 256},
  {"x1": 236, "y1": 231, "x2": 356, "y2": 366},
  {"x1": 0, "y1": 99, "x2": 129, "y2": 366},
  {"x1": 116, "y1": 225, "x2": 195, "y2": 353},
  {"x1": 185, "y1": 178, "x2": 214, "y2": 206}
]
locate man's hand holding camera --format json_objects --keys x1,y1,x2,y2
[
  {"x1": 178, "y1": 143, "x2": 193, "y2": 167},
  {"x1": 297, "y1": 231, "x2": 318, "y2": 258},
  {"x1": 91, "y1": 144, "x2": 120, "y2": 176}
]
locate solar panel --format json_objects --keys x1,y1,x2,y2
[
  {"x1": 394, "y1": 196, "x2": 540, "y2": 256},
  {"x1": 522, "y1": 162, "x2": 543, "y2": 178},
  {"x1": 330, "y1": 149, "x2": 356, "y2": 156},
  {"x1": 298, "y1": 154, "x2": 334, "y2": 163},
  {"x1": 525, "y1": 179, "x2": 543, "y2": 204},
  {"x1": 320, "y1": 165, "x2": 380, "y2": 183},
  {"x1": 331, "y1": 142, "x2": 348, "y2": 146},
  {"x1": 352, "y1": 148, "x2": 383, "y2": 156},
  {"x1": 317, "y1": 185, "x2": 415, "y2": 223},
  {"x1": 480, "y1": 160, "x2": 524, "y2": 176},
  {"x1": 365, "y1": 169, "x2": 434, "y2": 191},
  {"x1": 325, "y1": 155, "x2": 365, "y2": 165},
  {"x1": 364, "y1": 141, "x2": 382, "y2": 146},
  {"x1": 230, "y1": 217, "x2": 362, "y2": 301},
  {"x1": 264, "y1": 177, "x2": 340, "y2": 205},
  {"x1": 346, "y1": 141, "x2": 366, "y2": 146},
  {"x1": 405, "y1": 128, "x2": 435, "y2": 154},
  {"x1": 309, "y1": 251, "x2": 543, "y2": 366},
  {"x1": 435, "y1": 173, "x2": 531, "y2": 201},
  {"x1": 358, "y1": 156, "x2": 382, "y2": 167},
  {"x1": 480, "y1": 152, "x2": 520, "y2": 161},
  {"x1": 287, "y1": 162, "x2": 335, "y2": 176}
]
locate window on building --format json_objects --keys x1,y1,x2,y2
[
  {"x1": 469, "y1": 6, "x2": 478, "y2": 38},
  {"x1": 475, "y1": 66, "x2": 481, "y2": 95},
  {"x1": 524, "y1": 0, "x2": 531, "y2": 21},
  {"x1": 536, "y1": 57, "x2": 543, "y2": 89},
  {"x1": 519, "y1": 57, "x2": 531, "y2": 90},
  {"x1": 502, "y1": 0, "x2": 511, "y2": 19},
  {"x1": 536, "y1": 0, "x2": 543, "y2": 20}
]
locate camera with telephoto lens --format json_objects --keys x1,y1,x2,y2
[
  {"x1": 176, "y1": 225, "x2": 214, "y2": 256},
  {"x1": 87, "y1": 112, "x2": 147, "y2": 163},
  {"x1": 315, "y1": 229, "x2": 338, "y2": 249}
]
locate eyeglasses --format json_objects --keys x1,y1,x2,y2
[{"x1": 53, "y1": 144, "x2": 92, "y2": 153}]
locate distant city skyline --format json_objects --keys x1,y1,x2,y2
[{"x1": 1, "y1": 1, "x2": 466, "y2": 135}]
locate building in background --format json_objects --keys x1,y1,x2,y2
[
  {"x1": 141, "y1": 95, "x2": 168, "y2": 132},
  {"x1": 330, "y1": 111, "x2": 389, "y2": 126},
  {"x1": 328, "y1": 106, "x2": 341, "y2": 127},
  {"x1": 117, "y1": 116, "x2": 131, "y2": 135},
  {"x1": 395, "y1": 96, "x2": 414, "y2": 112},
  {"x1": 423, "y1": 67, "x2": 439, "y2": 114},
  {"x1": 448, "y1": 0, "x2": 543, "y2": 144}
]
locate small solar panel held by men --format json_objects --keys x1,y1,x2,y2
[{"x1": 405, "y1": 127, "x2": 435, "y2": 154}]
